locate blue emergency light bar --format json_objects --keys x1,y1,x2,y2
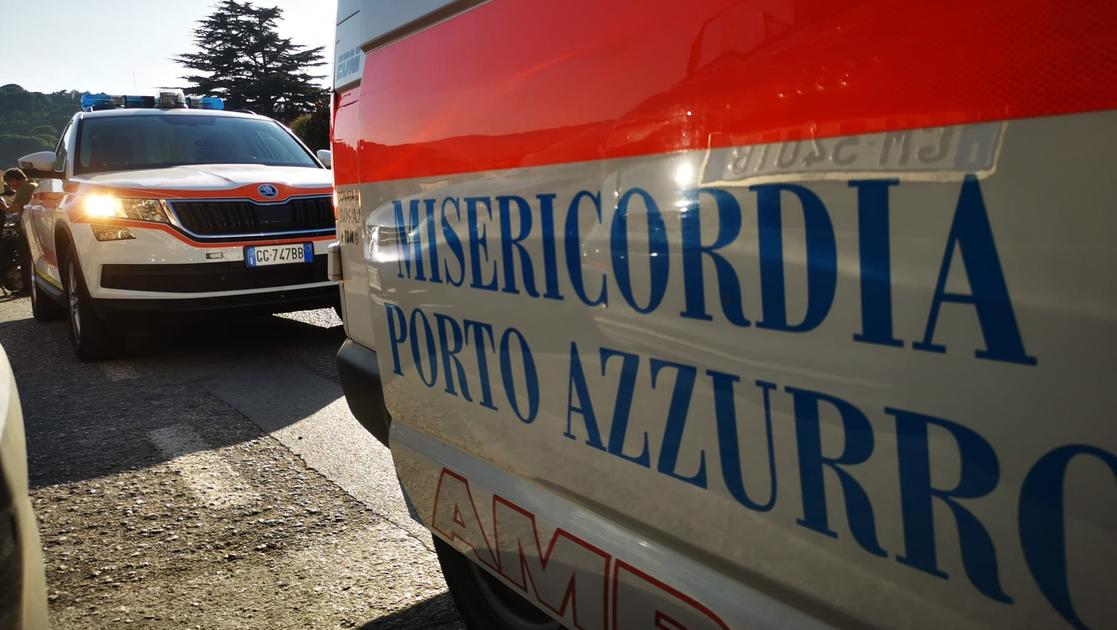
[
  {"x1": 186, "y1": 96, "x2": 225, "y2": 110},
  {"x1": 80, "y1": 93, "x2": 115, "y2": 112},
  {"x1": 125, "y1": 95, "x2": 157, "y2": 108},
  {"x1": 80, "y1": 92, "x2": 224, "y2": 112}
]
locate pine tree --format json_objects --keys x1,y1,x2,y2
[
  {"x1": 290, "y1": 94, "x2": 330, "y2": 150},
  {"x1": 175, "y1": 1, "x2": 326, "y2": 122}
]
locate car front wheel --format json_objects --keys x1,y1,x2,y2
[{"x1": 63, "y1": 255, "x2": 120, "y2": 361}]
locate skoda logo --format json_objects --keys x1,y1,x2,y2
[{"x1": 258, "y1": 184, "x2": 279, "y2": 198}]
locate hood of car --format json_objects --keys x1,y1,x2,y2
[{"x1": 68, "y1": 164, "x2": 332, "y2": 202}]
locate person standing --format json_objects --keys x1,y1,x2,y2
[
  {"x1": 3, "y1": 169, "x2": 36, "y2": 215},
  {"x1": 2, "y1": 169, "x2": 36, "y2": 293}
]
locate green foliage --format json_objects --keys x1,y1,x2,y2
[
  {"x1": 289, "y1": 95, "x2": 330, "y2": 150},
  {"x1": 0, "y1": 135, "x2": 51, "y2": 165},
  {"x1": 175, "y1": 0, "x2": 327, "y2": 123},
  {"x1": 0, "y1": 84, "x2": 82, "y2": 167}
]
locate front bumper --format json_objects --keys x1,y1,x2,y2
[
  {"x1": 101, "y1": 258, "x2": 329, "y2": 293},
  {"x1": 336, "y1": 340, "x2": 392, "y2": 446},
  {"x1": 92, "y1": 284, "x2": 340, "y2": 327},
  {"x1": 69, "y1": 220, "x2": 335, "y2": 301}
]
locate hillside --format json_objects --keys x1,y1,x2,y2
[{"x1": 0, "y1": 84, "x2": 83, "y2": 170}]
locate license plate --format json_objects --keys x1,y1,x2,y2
[{"x1": 245, "y1": 243, "x2": 313, "y2": 268}]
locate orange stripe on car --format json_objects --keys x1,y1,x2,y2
[{"x1": 62, "y1": 182, "x2": 332, "y2": 203}]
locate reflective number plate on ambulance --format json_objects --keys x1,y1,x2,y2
[{"x1": 245, "y1": 243, "x2": 313, "y2": 268}]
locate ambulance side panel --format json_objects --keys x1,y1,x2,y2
[{"x1": 333, "y1": 2, "x2": 1117, "y2": 628}]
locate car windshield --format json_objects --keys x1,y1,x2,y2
[{"x1": 75, "y1": 114, "x2": 318, "y2": 174}]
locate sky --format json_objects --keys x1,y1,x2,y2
[{"x1": 0, "y1": 0, "x2": 336, "y2": 95}]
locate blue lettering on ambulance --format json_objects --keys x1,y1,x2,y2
[
  {"x1": 913, "y1": 175, "x2": 1037, "y2": 365},
  {"x1": 890, "y1": 407, "x2": 1010, "y2": 602},
  {"x1": 384, "y1": 302, "x2": 406, "y2": 376},
  {"x1": 409, "y1": 307, "x2": 438, "y2": 388},
  {"x1": 753, "y1": 183, "x2": 837, "y2": 334},
  {"x1": 435, "y1": 312, "x2": 472, "y2": 401},
  {"x1": 600, "y1": 347, "x2": 650, "y2": 467},
  {"x1": 497, "y1": 195, "x2": 540, "y2": 297},
  {"x1": 710, "y1": 371, "x2": 778, "y2": 511},
  {"x1": 390, "y1": 176, "x2": 1037, "y2": 365},
  {"x1": 392, "y1": 199, "x2": 428, "y2": 281},
  {"x1": 564, "y1": 341, "x2": 607, "y2": 452},
  {"x1": 650, "y1": 358, "x2": 706, "y2": 489},
  {"x1": 536, "y1": 193, "x2": 564, "y2": 301},
  {"x1": 377, "y1": 174, "x2": 1114, "y2": 625},
  {"x1": 464, "y1": 318, "x2": 499, "y2": 410},
  {"x1": 679, "y1": 187, "x2": 751, "y2": 327},
  {"x1": 851, "y1": 179, "x2": 904, "y2": 347},
  {"x1": 440, "y1": 197, "x2": 466, "y2": 287},
  {"x1": 564, "y1": 191, "x2": 607, "y2": 307},
  {"x1": 787, "y1": 386, "x2": 887, "y2": 557},
  {"x1": 465, "y1": 197, "x2": 499, "y2": 292},
  {"x1": 499, "y1": 327, "x2": 539, "y2": 423},
  {"x1": 1020, "y1": 445, "x2": 1117, "y2": 629},
  {"x1": 611, "y1": 188, "x2": 669, "y2": 314}
]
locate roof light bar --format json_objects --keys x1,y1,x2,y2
[{"x1": 79, "y1": 92, "x2": 224, "y2": 112}]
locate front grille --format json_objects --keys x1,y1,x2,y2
[
  {"x1": 101, "y1": 259, "x2": 329, "y2": 293},
  {"x1": 169, "y1": 196, "x2": 334, "y2": 237}
]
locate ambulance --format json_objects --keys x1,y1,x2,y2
[
  {"x1": 18, "y1": 91, "x2": 337, "y2": 360},
  {"x1": 329, "y1": 2, "x2": 1117, "y2": 628}
]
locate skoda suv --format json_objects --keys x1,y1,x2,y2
[{"x1": 17, "y1": 92, "x2": 338, "y2": 360}]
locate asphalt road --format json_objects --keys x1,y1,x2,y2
[{"x1": 0, "y1": 294, "x2": 465, "y2": 629}]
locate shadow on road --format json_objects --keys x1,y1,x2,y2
[
  {"x1": 0, "y1": 301, "x2": 352, "y2": 489},
  {"x1": 358, "y1": 592, "x2": 463, "y2": 629}
]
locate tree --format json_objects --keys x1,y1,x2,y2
[
  {"x1": 0, "y1": 135, "x2": 51, "y2": 166},
  {"x1": 175, "y1": 1, "x2": 326, "y2": 122},
  {"x1": 290, "y1": 94, "x2": 330, "y2": 150},
  {"x1": 0, "y1": 85, "x2": 82, "y2": 167}
]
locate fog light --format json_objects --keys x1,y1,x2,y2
[{"x1": 91, "y1": 225, "x2": 135, "y2": 241}]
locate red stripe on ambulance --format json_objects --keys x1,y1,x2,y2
[{"x1": 336, "y1": 0, "x2": 1117, "y2": 185}]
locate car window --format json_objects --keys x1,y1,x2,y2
[
  {"x1": 75, "y1": 115, "x2": 318, "y2": 174},
  {"x1": 54, "y1": 121, "x2": 72, "y2": 172}
]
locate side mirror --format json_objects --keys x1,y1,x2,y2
[
  {"x1": 316, "y1": 149, "x2": 332, "y2": 169},
  {"x1": 17, "y1": 151, "x2": 63, "y2": 179}
]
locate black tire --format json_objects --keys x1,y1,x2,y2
[
  {"x1": 62, "y1": 253, "x2": 120, "y2": 361},
  {"x1": 434, "y1": 537, "x2": 563, "y2": 630},
  {"x1": 29, "y1": 272, "x2": 63, "y2": 322}
]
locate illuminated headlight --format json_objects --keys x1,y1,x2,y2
[{"x1": 83, "y1": 195, "x2": 170, "y2": 223}]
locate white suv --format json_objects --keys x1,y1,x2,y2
[{"x1": 18, "y1": 93, "x2": 337, "y2": 360}]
